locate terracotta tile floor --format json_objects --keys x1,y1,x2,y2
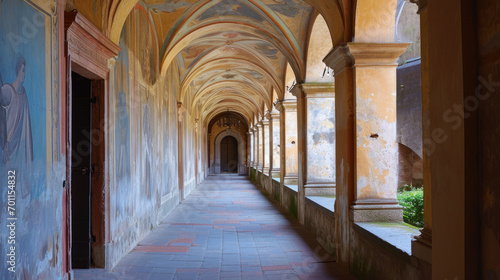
[{"x1": 74, "y1": 174, "x2": 356, "y2": 280}]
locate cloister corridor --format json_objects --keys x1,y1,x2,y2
[
  {"x1": 74, "y1": 175, "x2": 355, "y2": 280},
  {"x1": 2, "y1": 0, "x2": 498, "y2": 279}
]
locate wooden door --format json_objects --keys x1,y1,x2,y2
[
  {"x1": 221, "y1": 136, "x2": 238, "y2": 173},
  {"x1": 70, "y1": 72, "x2": 92, "y2": 268}
]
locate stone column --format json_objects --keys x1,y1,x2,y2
[
  {"x1": 256, "y1": 121, "x2": 263, "y2": 170},
  {"x1": 292, "y1": 83, "x2": 336, "y2": 196},
  {"x1": 409, "y1": 0, "x2": 432, "y2": 265},
  {"x1": 276, "y1": 100, "x2": 298, "y2": 184},
  {"x1": 177, "y1": 102, "x2": 186, "y2": 201},
  {"x1": 348, "y1": 43, "x2": 409, "y2": 222},
  {"x1": 323, "y1": 45, "x2": 354, "y2": 266},
  {"x1": 251, "y1": 127, "x2": 258, "y2": 169},
  {"x1": 248, "y1": 130, "x2": 254, "y2": 173},
  {"x1": 275, "y1": 101, "x2": 286, "y2": 205},
  {"x1": 262, "y1": 116, "x2": 270, "y2": 174},
  {"x1": 325, "y1": 43, "x2": 409, "y2": 224},
  {"x1": 270, "y1": 109, "x2": 280, "y2": 178}
]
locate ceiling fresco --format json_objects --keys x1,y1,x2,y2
[{"x1": 138, "y1": 0, "x2": 316, "y2": 126}]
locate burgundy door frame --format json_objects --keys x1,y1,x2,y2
[{"x1": 64, "y1": 11, "x2": 120, "y2": 271}]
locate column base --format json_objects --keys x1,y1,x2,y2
[
  {"x1": 411, "y1": 228, "x2": 432, "y2": 264},
  {"x1": 350, "y1": 199, "x2": 403, "y2": 222},
  {"x1": 262, "y1": 167, "x2": 270, "y2": 174},
  {"x1": 304, "y1": 182, "x2": 336, "y2": 196}
]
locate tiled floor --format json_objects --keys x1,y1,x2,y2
[{"x1": 74, "y1": 174, "x2": 356, "y2": 280}]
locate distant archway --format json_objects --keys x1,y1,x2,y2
[
  {"x1": 220, "y1": 136, "x2": 238, "y2": 173},
  {"x1": 214, "y1": 130, "x2": 246, "y2": 174}
]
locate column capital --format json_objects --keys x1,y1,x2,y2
[
  {"x1": 347, "y1": 42, "x2": 410, "y2": 67},
  {"x1": 262, "y1": 118, "x2": 270, "y2": 126},
  {"x1": 274, "y1": 100, "x2": 284, "y2": 112},
  {"x1": 323, "y1": 44, "x2": 353, "y2": 74},
  {"x1": 269, "y1": 108, "x2": 280, "y2": 119},
  {"x1": 256, "y1": 121, "x2": 263, "y2": 128},
  {"x1": 281, "y1": 99, "x2": 297, "y2": 112},
  {"x1": 265, "y1": 110, "x2": 272, "y2": 120},
  {"x1": 291, "y1": 83, "x2": 335, "y2": 98},
  {"x1": 290, "y1": 83, "x2": 305, "y2": 98}
]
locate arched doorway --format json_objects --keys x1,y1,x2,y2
[
  {"x1": 214, "y1": 129, "x2": 246, "y2": 174},
  {"x1": 220, "y1": 136, "x2": 238, "y2": 173}
]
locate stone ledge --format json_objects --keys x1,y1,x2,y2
[
  {"x1": 284, "y1": 184, "x2": 298, "y2": 192},
  {"x1": 354, "y1": 222, "x2": 420, "y2": 256},
  {"x1": 306, "y1": 196, "x2": 335, "y2": 214}
]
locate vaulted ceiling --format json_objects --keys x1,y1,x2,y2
[
  {"x1": 142, "y1": 0, "x2": 318, "y2": 125},
  {"x1": 71, "y1": 0, "x2": 329, "y2": 126}
]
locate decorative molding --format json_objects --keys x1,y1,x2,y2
[
  {"x1": 274, "y1": 100, "x2": 284, "y2": 112},
  {"x1": 291, "y1": 83, "x2": 335, "y2": 98},
  {"x1": 346, "y1": 42, "x2": 410, "y2": 67},
  {"x1": 265, "y1": 111, "x2": 271, "y2": 120},
  {"x1": 323, "y1": 44, "x2": 353, "y2": 74},
  {"x1": 290, "y1": 84, "x2": 304, "y2": 99},
  {"x1": 65, "y1": 12, "x2": 120, "y2": 79},
  {"x1": 281, "y1": 99, "x2": 297, "y2": 111},
  {"x1": 324, "y1": 43, "x2": 409, "y2": 72}
]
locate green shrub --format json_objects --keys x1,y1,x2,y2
[{"x1": 397, "y1": 186, "x2": 424, "y2": 228}]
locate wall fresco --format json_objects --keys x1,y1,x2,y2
[{"x1": 0, "y1": 0, "x2": 62, "y2": 279}]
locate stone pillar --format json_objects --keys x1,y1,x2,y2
[
  {"x1": 325, "y1": 43, "x2": 409, "y2": 223},
  {"x1": 349, "y1": 43, "x2": 408, "y2": 222},
  {"x1": 410, "y1": 0, "x2": 432, "y2": 265},
  {"x1": 292, "y1": 83, "x2": 336, "y2": 197},
  {"x1": 275, "y1": 101, "x2": 286, "y2": 205},
  {"x1": 252, "y1": 127, "x2": 258, "y2": 169},
  {"x1": 270, "y1": 109, "x2": 280, "y2": 178},
  {"x1": 277, "y1": 100, "x2": 298, "y2": 184},
  {"x1": 248, "y1": 130, "x2": 254, "y2": 173},
  {"x1": 323, "y1": 45, "x2": 354, "y2": 266},
  {"x1": 262, "y1": 116, "x2": 270, "y2": 174},
  {"x1": 177, "y1": 102, "x2": 186, "y2": 201},
  {"x1": 256, "y1": 121, "x2": 263, "y2": 170}
]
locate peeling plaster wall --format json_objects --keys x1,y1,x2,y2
[
  {"x1": 306, "y1": 97, "x2": 335, "y2": 182},
  {"x1": 355, "y1": 68, "x2": 398, "y2": 200},
  {"x1": 107, "y1": 7, "x2": 180, "y2": 268},
  {"x1": 0, "y1": 1, "x2": 64, "y2": 278},
  {"x1": 285, "y1": 109, "x2": 299, "y2": 177}
]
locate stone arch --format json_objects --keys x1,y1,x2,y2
[
  {"x1": 305, "y1": 14, "x2": 334, "y2": 82},
  {"x1": 213, "y1": 129, "x2": 246, "y2": 175}
]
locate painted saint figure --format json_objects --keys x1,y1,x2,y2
[{"x1": 0, "y1": 56, "x2": 33, "y2": 195}]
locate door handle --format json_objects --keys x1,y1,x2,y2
[{"x1": 72, "y1": 167, "x2": 89, "y2": 175}]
